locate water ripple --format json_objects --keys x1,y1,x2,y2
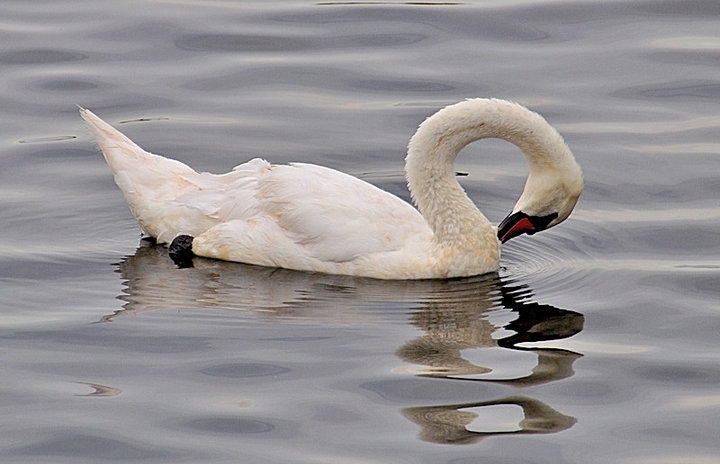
[
  {"x1": 5, "y1": 431, "x2": 181, "y2": 460},
  {"x1": 185, "y1": 417, "x2": 275, "y2": 434},
  {"x1": 501, "y1": 233, "x2": 592, "y2": 289},
  {"x1": 613, "y1": 79, "x2": 720, "y2": 100},
  {"x1": 175, "y1": 33, "x2": 310, "y2": 52},
  {"x1": 0, "y1": 49, "x2": 87, "y2": 65},
  {"x1": 200, "y1": 362, "x2": 291, "y2": 379}
]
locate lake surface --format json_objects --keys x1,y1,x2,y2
[{"x1": 2, "y1": 0, "x2": 719, "y2": 462}]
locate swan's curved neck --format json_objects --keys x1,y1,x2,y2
[{"x1": 405, "y1": 98, "x2": 573, "y2": 243}]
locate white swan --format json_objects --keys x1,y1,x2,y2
[{"x1": 80, "y1": 99, "x2": 582, "y2": 279}]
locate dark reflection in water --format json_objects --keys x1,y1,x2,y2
[
  {"x1": 111, "y1": 239, "x2": 583, "y2": 443},
  {"x1": 0, "y1": 49, "x2": 87, "y2": 65}
]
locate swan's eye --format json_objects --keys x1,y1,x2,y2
[{"x1": 529, "y1": 212, "x2": 558, "y2": 232}]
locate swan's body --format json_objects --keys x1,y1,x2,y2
[{"x1": 80, "y1": 99, "x2": 582, "y2": 279}]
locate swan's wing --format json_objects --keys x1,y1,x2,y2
[
  {"x1": 257, "y1": 163, "x2": 429, "y2": 262},
  {"x1": 192, "y1": 162, "x2": 430, "y2": 265}
]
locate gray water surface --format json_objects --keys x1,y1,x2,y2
[{"x1": 1, "y1": 1, "x2": 719, "y2": 463}]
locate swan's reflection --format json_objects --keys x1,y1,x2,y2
[
  {"x1": 110, "y1": 240, "x2": 584, "y2": 443},
  {"x1": 109, "y1": 239, "x2": 504, "y2": 323},
  {"x1": 397, "y1": 281, "x2": 584, "y2": 386},
  {"x1": 402, "y1": 395, "x2": 576, "y2": 445}
]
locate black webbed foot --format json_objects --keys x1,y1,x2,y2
[{"x1": 169, "y1": 235, "x2": 195, "y2": 268}]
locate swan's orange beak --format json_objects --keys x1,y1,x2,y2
[{"x1": 498, "y1": 211, "x2": 558, "y2": 243}]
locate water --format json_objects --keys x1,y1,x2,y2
[{"x1": 1, "y1": 0, "x2": 719, "y2": 462}]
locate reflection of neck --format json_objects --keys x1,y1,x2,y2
[
  {"x1": 397, "y1": 277, "x2": 584, "y2": 385},
  {"x1": 402, "y1": 395, "x2": 577, "y2": 445}
]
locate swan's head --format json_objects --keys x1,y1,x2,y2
[{"x1": 498, "y1": 162, "x2": 583, "y2": 244}]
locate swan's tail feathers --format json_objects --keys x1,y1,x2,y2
[
  {"x1": 79, "y1": 107, "x2": 195, "y2": 177},
  {"x1": 80, "y1": 107, "x2": 200, "y2": 241}
]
